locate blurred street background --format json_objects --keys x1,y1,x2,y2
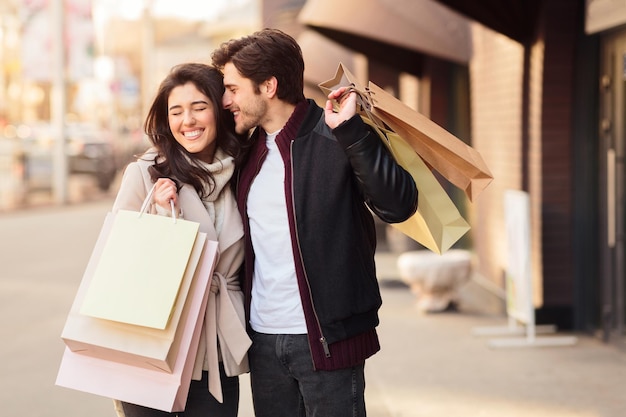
[
  {"x1": 1, "y1": 0, "x2": 626, "y2": 416},
  {"x1": 0, "y1": 0, "x2": 259, "y2": 211}
]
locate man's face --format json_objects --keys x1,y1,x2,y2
[{"x1": 222, "y1": 62, "x2": 268, "y2": 134}]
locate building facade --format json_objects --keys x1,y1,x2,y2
[{"x1": 289, "y1": 0, "x2": 625, "y2": 348}]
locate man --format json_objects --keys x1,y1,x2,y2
[{"x1": 212, "y1": 28, "x2": 418, "y2": 417}]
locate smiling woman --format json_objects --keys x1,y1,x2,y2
[
  {"x1": 167, "y1": 82, "x2": 217, "y2": 163},
  {"x1": 105, "y1": 62, "x2": 251, "y2": 417}
]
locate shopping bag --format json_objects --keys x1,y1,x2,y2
[
  {"x1": 55, "y1": 233, "x2": 216, "y2": 412},
  {"x1": 363, "y1": 117, "x2": 470, "y2": 254},
  {"x1": 61, "y1": 211, "x2": 217, "y2": 372},
  {"x1": 79, "y1": 190, "x2": 200, "y2": 330},
  {"x1": 367, "y1": 82, "x2": 493, "y2": 202},
  {"x1": 319, "y1": 62, "x2": 493, "y2": 202}
]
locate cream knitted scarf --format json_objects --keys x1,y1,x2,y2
[{"x1": 196, "y1": 148, "x2": 235, "y2": 235}]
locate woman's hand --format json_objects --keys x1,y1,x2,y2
[
  {"x1": 153, "y1": 178, "x2": 179, "y2": 215},
  {"x1": 324, "y1": 87, "x2": 357, "y2": 130}
]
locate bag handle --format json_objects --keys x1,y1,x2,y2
[
  {"x1": 138, "y1": 182, "x2": 177, "y2": 223},
  {"x1": 335, "y1": 86, "x2": 389, "y2": 139},
  {"x1": 334, "y1": 86, "x2": 400, "y2": 160}
]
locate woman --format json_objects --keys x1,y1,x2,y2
[{"x1": 111, "y1": 63, "x2": 251, "y2": 417}]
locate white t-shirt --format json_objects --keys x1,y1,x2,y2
[{"x1": 247, "y1": 130, "x2": 307, "y2": 334}]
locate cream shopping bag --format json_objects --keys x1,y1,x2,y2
[
  {"x1": 79, "y1": 190, "x2": 200, "y2": 330},
  {"x1": 363, "y1": 118, "x2": 470, "y2": 254},
  {"x1": 61, "y1": 211, "x2": 218, "y2": 372}
]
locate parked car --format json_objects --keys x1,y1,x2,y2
[
  {"x1": 20, "y1": 122, "x2": 119, "y2": 192},
  {"x1": 65, "y1": 123, "x2": 118, "y2": 191}
]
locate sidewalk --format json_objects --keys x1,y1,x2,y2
[
  {"x1": 235, "y1": 252, "x2": 626, "y2": 417},
  {"x1": 360, "y1": 252, "x2": 626, "y2": 417}
]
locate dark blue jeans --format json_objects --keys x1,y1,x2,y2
[
  {"x1": 249, "y1": 331, "x2": 366, "y2": 417},
  {"x1": 120, "y1": 367, "x2": 239, "y2": 417}
]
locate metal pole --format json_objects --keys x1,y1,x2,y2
[
  {"x1": 51, "y1": 0, "x2": 68, "y2": 204},
  {"x1": 142, "y1": 0, "x2": 155, "y2": 123}
]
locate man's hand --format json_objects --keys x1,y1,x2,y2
[{"x1": 324, "y1": 87, "x2": 357, "y2": 130}]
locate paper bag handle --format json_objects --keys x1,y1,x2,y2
[
  {"x1": 139, "y1": 182, "x2": 177, "y2": 223},
  {"x1": 338, "y1": 87, "x2": 396, "y2": 152},
  {"x1": 330, "y1": 85, "x2": 400, "y2": 162}
]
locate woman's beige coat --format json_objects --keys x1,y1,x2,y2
[{"x1": 111, "y1": 152, "x2": 250, "y2": 404}]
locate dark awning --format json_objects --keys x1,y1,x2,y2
[
  {"x1": 298, "y1": 0, "x2": 472, "y2": 74},
  {"x1": 433, "y1": 0, "x2": 541, "y2": 43}
]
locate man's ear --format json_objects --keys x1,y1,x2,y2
[{"x1": 263, "y1": 76, "x2": 278, "y2": 98}]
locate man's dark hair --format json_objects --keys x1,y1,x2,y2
[{"x1": 212, "y1": 28, "x2": 306, "y2": 105}]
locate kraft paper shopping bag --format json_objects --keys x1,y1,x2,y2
[
  {"x1": 79, "y1": 208, "x2": 200, "y2": 330},
  {"x1": 366, "y1": 82, "x2": 493, "y2": 202},
  {"x1": 56, "y1": 233, "x2": 216, "y2": 412},
  {"x1": 363, "y1": 118, "x2": 470, "y2": 253},
  {"x1": 61, "y1": 212, "x2": 217, "y2": 372},
  {"x1": 319, "y1": 62, "x2": 493, "y2": 202}
]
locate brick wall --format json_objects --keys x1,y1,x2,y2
[
  {"x1": 469, "y1": 23, "x2": 525, "y2": 300},
  {"x1": 469, "y1": 1, "x2": 580, "y2": 321}
]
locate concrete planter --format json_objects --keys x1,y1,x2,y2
[{"x1": 396, "y1": 249, "x2": 472, "y2": 312}]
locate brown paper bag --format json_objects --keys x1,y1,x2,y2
[
  {"x1": 362, "y1": 118, "x2": 470, "y2": 254},
  {"x1": 319, "y1": 63, "x2": 493, "y2": 202},
  {"x1": 367, "y1": 82, "x2": 493, "y2": 202}
]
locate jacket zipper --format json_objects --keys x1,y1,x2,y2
[{"x1": 289, "y1": 141, "x2": 331, "y2": 360}]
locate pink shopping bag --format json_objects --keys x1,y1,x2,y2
[{"x1": 55, "y1": 237, "x2": 217, "y2": 412}]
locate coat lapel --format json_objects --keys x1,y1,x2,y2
[{"x1": 177, "y1": 184, "x2": 243, "y2": 254}]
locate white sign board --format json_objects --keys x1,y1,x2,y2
[
  {"x1": 472, "y1": 190, "x2": 577, "y2": 348},
  {"x1": 504, "y1": 189, "x2": 533, "y2": 326}
]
